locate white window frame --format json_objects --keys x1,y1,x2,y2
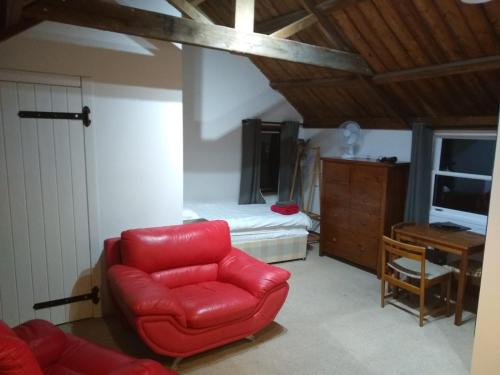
[{"x1": 429, "y1": 130, "x2": 497, "y2": 234}]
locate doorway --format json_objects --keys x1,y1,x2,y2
[{"x1": 0, "y1": 72, "x2": 94, "y2": 326}]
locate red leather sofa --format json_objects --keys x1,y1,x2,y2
[
  {"x1": 0, "y1": 319, "x2": 177, "y2": 374},
  {"x1": 105, "y1": 220, "x2": 291, "y2": 359}
]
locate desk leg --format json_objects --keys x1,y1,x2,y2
[{"x1": 455, "y1": 252, "x2": 469, "y2": 326}]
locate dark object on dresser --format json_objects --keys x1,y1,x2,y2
[
  {"x1": 320, "y1": 158, "x2": 409, "y2": 273},
  {"x1": 377, "y1": 156, "x2": 398, "y2": 164}
]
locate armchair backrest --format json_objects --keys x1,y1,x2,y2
[{"x1": 116, "y1": 220, "x2": 232, "y2": 274}]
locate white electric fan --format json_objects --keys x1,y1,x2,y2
[{"x1": 339, "y1": 121, "x2": 362, "y2": 159}]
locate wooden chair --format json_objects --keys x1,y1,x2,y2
[{"x1": 380, "y1": 236, "x2": 452, "y2": 327}]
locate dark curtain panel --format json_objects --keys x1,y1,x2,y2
[
  {"x1": 404, "y1": 123, "x2": 434, "y2": 223},
  {"x1": 278, "y1": 121, "x2": 300, "y2": 202},
  {"x1": 239, "y1": 119, "x2": 265, "y2": 204}
]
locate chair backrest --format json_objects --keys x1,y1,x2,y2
[
  {"x1": 381, "y1": 236, "x2": 426, "y2": 281},
  {"x1": 0, "y1": 321, "x2": 44, "y2": 375},
  {"x1": 110, "y1": 220, "x2": 232, "y2": 288}
]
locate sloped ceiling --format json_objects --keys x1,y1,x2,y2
[{"x1": 200, "y1": 0, "x2": 500, "y2": 129}]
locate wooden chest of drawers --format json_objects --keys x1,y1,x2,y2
[{"x1": 320, "y1": 158, "x2": 409, "y2": 272}]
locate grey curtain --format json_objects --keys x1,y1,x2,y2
[
  {"x1": 404, "y1": 123, "x2": 434, "y2": 223},
  {"x1": 239, "y1": 119, "x2": 265, "y2": 204},
  {"x1": 277, "y1": 121, "x2": 300, "y2": 202}
]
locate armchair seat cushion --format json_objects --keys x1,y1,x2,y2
[{"x1": 172, "y1": 281, "x2": 258, "y2": 329}]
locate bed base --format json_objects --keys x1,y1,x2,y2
[{"x1": 233, "y1": 235, "x2": 308, "y2": 263}]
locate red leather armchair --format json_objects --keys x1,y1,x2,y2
[
  {"x1": 105, "y1": 220, "x2": 291, "y2": 359},
  {"x1": 0, "y1": 319, "x2": 177, "y2": 375}
]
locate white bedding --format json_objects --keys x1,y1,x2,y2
[{"x1": 183, "y1": 202, "x2": 312, "y2": 242}]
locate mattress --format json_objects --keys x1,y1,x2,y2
[{"x1": 183, "y1": 202, "x2": 312, "y2": 242}]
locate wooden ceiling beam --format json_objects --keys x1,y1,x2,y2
[
  {"x1": 373, "y1": 55, "x2": 500, "y2": 84},
  {"x1": 271, "y1": 55, "x2": 500, "y2": 87},
  {"x1": 167, "y1": 0, "x2": 213, "y2": 24},
  {"x1": 190, "y1": 0, "x2": 206, "y2": 6},
  {"x1": 303, "y1": 117, "x2": 406, "y2": 129},
  {"x1": 270, "y1": 13, "x2": 317, "y2": 39},
  {"x1": 271, "y1": 76, "x2": 359, "y2": 89},
  {"x1": 235, "y1": 0, "x2": 254, "y2": 32},
  {"x1": 316, "y1": 0, "x2": 366, "y2": 13},
  {"x1": 0, "y1": 1, "x2": 41, "y2": 42},
  {"x1": 0, "y1": 17, "x2": 40, "y2": 42},
  {"x1": 23, "y1": 0, "x2": 372, "y2": 74},
  {"x1": 303, "y1": 116, "x2": 498, "y2": 129},
  {"x1": 414, "y1": 116, "x2": 499, "y2": 128},
  {"x1": 300, "y1": 0, "x2": 351, "y2": 50},
  {"x1": 254, "y1": 0, "x2": 363, "y2": 36},
  {"x1": 1, "y1": 0, "x2": 24, "y2": 30},
  {"x1": 255, "y1": 9, "x2": 309, "y2": 35}
]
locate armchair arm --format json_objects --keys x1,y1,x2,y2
[
  {"x1": 108, "y1": 265, "x2": 186, "y2": 327},
  {"x1": 218, "y1": 248, "x2": 291, "y2": 298},
  {"x1": 110, "y1": 359, "x2": 178, "y2": 375},
  {"x1": 13, "y1": 319, "x2": 67, "y2": 369}
]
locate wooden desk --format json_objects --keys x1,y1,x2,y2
[{"x1": 394, "y1": 224, "x2": 485, "y2": 326}]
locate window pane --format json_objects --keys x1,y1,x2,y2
[
  {"x1": 433, "y1": 175, "x2": 491, "y2": 215},
  {"x1": 260, "y1": 132, "x2": 280, "y2": 193},
  {"x1": 439, "y1": 138, "x2": 495, "y2": 175}
]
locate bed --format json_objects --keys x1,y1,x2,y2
[{"x1": 183, "y1": 202, "x2": 312, "y2": 263}]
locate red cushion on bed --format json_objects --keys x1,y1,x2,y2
[{"x1": 271, "y1": 204, "x2": 300, "y2": 215}]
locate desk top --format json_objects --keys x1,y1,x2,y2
[{"x1": 394, "y1": 224, "x2": 485, "y2": 252}]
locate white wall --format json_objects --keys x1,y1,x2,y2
[
  {"x1": 0, "y1": 1, "x2": 183, "y2": 313},
  {"x1": 301, "y1": 128, "x2": 412, "y2": 214},
  {"x1": 302, "y1": 128, "x2": 412, "y2": 161},
  {"x1": 471, "y1": 117, "x2": 500, "y2": 375},
  {"x1": 183, "y1": 46, "x2": 301, "y2": 203}
]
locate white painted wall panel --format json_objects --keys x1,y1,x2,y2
[
  {"x1": 0, "y1": 83, "x2": 19, "y2": 325},
  {"x1": 67, "y1": 86, "x2": 92, "y2": 320},
  {"x1": 18, "y1": 83, "x2": 51, "y2": 321},
  {"x1": 51, "y1": 86, "x2": 79, "y2": 321},
  {"x1": 35, "y1": 84, "x2": 66, "y2": 324},
  {"x1": 1, "y1": 82, "x2": 35, "y2": 324}
]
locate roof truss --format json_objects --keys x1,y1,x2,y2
[{"x1": 11, "y1": 0, "x2": 371, "y2": 75}]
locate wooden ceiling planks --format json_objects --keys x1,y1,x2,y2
[
  {"x1": 483, "y1": 1, "x2": 500, "y2": 38},
  {"x1": 200, "y1": 0, "x2": 499, "y2": 129}
]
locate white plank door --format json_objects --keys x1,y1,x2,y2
[{"x1": 0, "y1": 79, "x2": 93, "y2": 326}]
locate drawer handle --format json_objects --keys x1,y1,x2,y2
[{"x1": 332, "y1": 237, "x2": 337, "y2": 242}]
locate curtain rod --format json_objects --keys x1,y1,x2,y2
[
  {"x1": 261, "y1": 121, "x2": 304, "y2": 125},
  {"x1": 243, "y1": 119, "x2": 304, "y2": 126}
]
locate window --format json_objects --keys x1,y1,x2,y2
[
  {"x1": 260, "y1": 129, "x2": 280, "y2": 194},
  {"x1": 430, "y1": 132, "x2": 496, "y2": 234}
]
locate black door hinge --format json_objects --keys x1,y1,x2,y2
[
  {"x1": 33, "y1": 286, "x2": 99, "y2": 310},
  {"x1": 19, "y1": 106, "x2": 91, "y2": 127}
]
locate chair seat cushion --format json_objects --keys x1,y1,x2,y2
[
  {"x1": 172, "y1": 281, "x2": 258, "y2": 329},
  {"x1": 389, "y1": 258, "x2": 451, "y2": 280}
]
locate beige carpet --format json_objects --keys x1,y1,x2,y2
[{"x1": 60, "y1": 246, "x2": 475, "y2": 375}]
